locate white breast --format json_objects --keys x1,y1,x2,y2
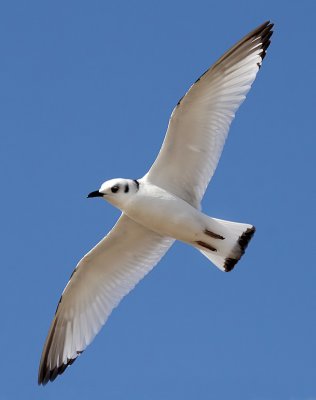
[{"x1": 123, "y1": 182, "x2": 204, "y2": 242}]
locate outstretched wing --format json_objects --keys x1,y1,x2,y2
[
  {"x1": 145, "y1": 21, "x2": 273, "y2": 207},
  {"x1": 38, "y1": 214, "x2": 174, "y2": 385}
]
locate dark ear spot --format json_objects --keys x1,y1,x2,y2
[
  {"x1": 133, "y1": 180, "x2": 140, "y2": 191},
  {"x1": 124, "y1": 184, "x2": 129, "y2": 193},
  {"x1": 111, "y1": 185, "x2": 120, "y2": 193}
]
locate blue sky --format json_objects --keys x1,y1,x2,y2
[{"x1": 1, "y1": 1, "x2": 316, "y2": 399}]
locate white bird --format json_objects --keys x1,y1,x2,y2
[{"x1": 38, "y1": 21, "x2": 273, "y2": 384}]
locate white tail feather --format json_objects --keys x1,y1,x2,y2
[{"x1": 196, "y1": 217, "x2": 255, "y2": 272}]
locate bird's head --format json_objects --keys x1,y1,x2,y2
[{"x1": 87, "y1": 178, "x2": 140, "y2": 208}]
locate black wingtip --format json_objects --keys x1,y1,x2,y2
[
  {"x1": 38, "y1": 312, "x2": 84, "y2": 386},
  {"x1": 175, "y1": 21, "x2": 274, "y2": 107},
  {"x1": 259, "y1": 22, "x2": 274, "y2": 62},
  {"x1": 39, "y1": 361, "x2": 71, "y2": 386},
  {"x1": 38, "y1": 353, "x2": 83, "y2": 385}
]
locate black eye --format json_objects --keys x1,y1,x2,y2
[{"x1": 111, "y1": 185, "x2": 120, "y2": 193}]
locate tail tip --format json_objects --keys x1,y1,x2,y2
[
  {"x1": 223, "y1": 226, "x2": 256, "y2": 272},
  {"x1": 238, "y1": 226, "x2": 256, "y2": 255},
  {"x1": 223, "y1": 257, "x2": 238, "y2": 272}
]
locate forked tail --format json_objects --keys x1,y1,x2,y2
[{"x1": 195, "y1": 217, "x2": 255, "y2": 272}]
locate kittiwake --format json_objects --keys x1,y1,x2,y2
[{"x1": 38, "y1": 21, "x2": 274, "y2": 385}]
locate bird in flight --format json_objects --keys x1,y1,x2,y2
[{"x1": 38, "y1": 21, "x2": 273, "y2": 385}]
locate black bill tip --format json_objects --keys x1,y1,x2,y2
[{"x1": 87, "y1": 190, "x2": 103, "y2": 198}]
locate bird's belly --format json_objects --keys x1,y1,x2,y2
[{"x1": 124, "y1": 194, "x2": 204, "y2": 242}]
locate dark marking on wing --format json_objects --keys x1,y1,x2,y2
[
  {"x1": 38, "y1": 317, "x2": 58, "y2": 384},
  {"x1": 194, "y1": 68, "x2": 209, "y2": 84},
  {"x1": 69, "y1": 268, "x2": 77, "y2": 280},
  {"x1": 176, "y1": 95, "x2": 185, "y2": 106},
  {"x1": 260, "y1": 24, "x2": 273, "y2": 62},
  {"x1": 213, "y1": 21, "x2": 273, "y2": 69},
  {"x1": 54, "y1": 296, "x2": 62, "y2": 315},
  {"x1": 177, "y1": 68, "x2": 208, "y2": 106},
  {"x1": 196, "y1": 240, "x2": 217, "y2": 252},
  {"x1": 39, "y1": 346, "x2": 84, "y2": 385},
  {"x1": 204, "y1": 229, "x2": 224, "y2": 240},
  {"x1": 54, "y1": 267, "x2": 78, "y2": 315},
  {"x1": 176, "y1": 21, "x2": 273, "y2": 107}
]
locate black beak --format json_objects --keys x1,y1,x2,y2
[{"x1": 87, "y1": 190, "x2": 104, "y2": 198}]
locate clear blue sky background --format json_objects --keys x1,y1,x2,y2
[{"x1": 1, "y1": 1, "x2": 315, "y2": 399}]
